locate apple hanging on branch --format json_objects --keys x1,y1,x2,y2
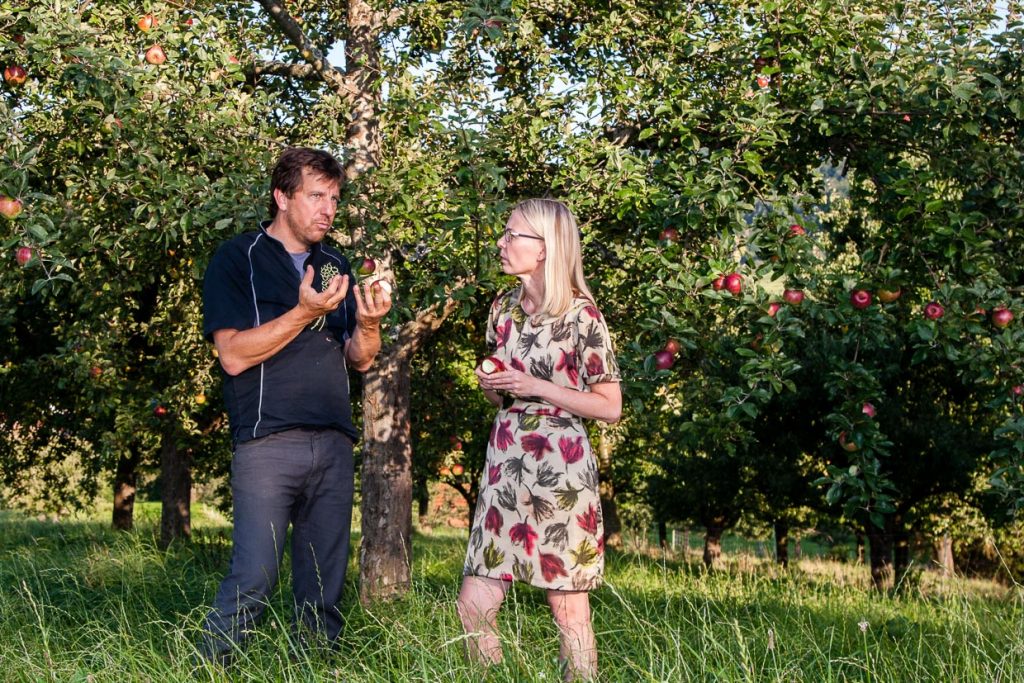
[
  {"x1": 137, "y1": 13, "x2": 158, "y2": 32},
  {"x1": 3, "y1": 64, "x2": 27, "y2": 86},
  {"x1": 357, "y1": 256, "x2": 376, "y2": 276},
  {"x1": 877, "y1": 287, "x2": 901, "y2": 303},
  {"x1": 992, "y1": 307, "x2": 1014, "y2": 328},
  {"x1": 724, "y1": 273, "x2": 742, "y2": 295},
  {"x1": 0, "y1": 196, "x2": 23, "y2": 219},
  {"x1": 145, "y1": 45, "x2": 166, "y2": 65},
  {"x1": 654, "y1": 350, "x2": 674, "y2": 371},
  {"x1": 787, "y1": 224, "x2": 806, "y2": 237},
  {"x1": 659, "y1": 227, "x2": 679, "y2": 244},
  {"x1": 15, "y1": 246, "x2": 34, "y2": 266},
  {"x1": 924, "y1": 301, "x2": 945, "y2": 320},
  {"x1": 783, "y1": 289, "x2": 804, "y2": 305},
  {"x1": 850, "y1": 289, "x2": 872, "y2": 310}
]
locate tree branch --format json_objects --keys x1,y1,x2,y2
[{"x1": 255, "y1": 0, "x2": 355, "y2": 103}]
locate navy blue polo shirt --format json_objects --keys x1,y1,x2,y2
[{"x1": 203, "y1": 223, "x2": 359, "y2": 445}]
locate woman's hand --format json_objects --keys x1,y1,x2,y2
[{"x1": 475, "y1": 365, "x2": 539, "y2": 399}]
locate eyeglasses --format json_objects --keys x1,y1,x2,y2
[{"x1": 502, "y1": 228, "x2": 544, "y2": 242}]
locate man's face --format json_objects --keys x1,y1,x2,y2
[{"x1": 275, "y1": 168, "x2": 340, "y2": 249}]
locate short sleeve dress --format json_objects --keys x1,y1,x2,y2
[{"x1": 463, "y1": 288, "x2": 621, "y2": 591}]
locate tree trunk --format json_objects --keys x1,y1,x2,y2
[
  {"x1": 703, "y1": 519, "x2": 725, "y2": 569},
  {"x1": 856, "y1": 531, "x2": 865, "y2": 564},
  {"x1": 657, "y1": 520, "x2": 668, "y2": 549},
  {"x1": 774, "y1": 519, "x2": 789, "y2": 568},
  {"x1": 866, "y1": 521, "x2": 892, "y2": 591},
  {"x1": 159, "y1": 431, "x2": 192, "y2": 549},
  {"x1": 934, "y1": 532, "x2": 954, "y2": 576},
  {"x1": 596, "y1": 425, "x2": 622, "y2": 550},
  {"x1": 111, "y1": 446, "x2": 140, "y2": 531},
  {"x1": 416, "y1": 485, "x2": 430, "y2": 531},
  {"x1": 359, "y1": 352, "x2": 414, "y2": 604}
]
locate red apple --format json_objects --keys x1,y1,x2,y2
[
  {"x1": 839, "y1": 431, "x2": 858, "y2": 452},
  {"x1": 1012, "y1": 385, "x2": 1023, "y2": 398},
  {"x1": 767, "y1": 302, "x2": 781, "y2": 317},
  {"x1": 756, "y1": 74, "x2": 770, "y2": 88},
  {"x1": 439, "y1": 465, "x2": 451, "y2": 477},
  {"x1": 877, "y1": 287, "x2": 901, "y2": 303},
  {"x1": 13, "y1": 35, "x2": 25, "y2": 45},
  {"x1": 902, "y1": 114, "x2": 911, "y2": 122},
  {"x1": 153, "y1": 404, "x2": 168, "y2": 417},
  {"x1": 449, "y1": 436, "x2": 463, "y2": 451},
  {"x1": 712, "y1": 275, "x2": 725, "y2": 291},
  {"x1": 90, "y1": 366, "x2": 103, "y2": 379},
  {"x1": 494, "y1": 64, "x2": 507, "y2": 76},
  {"x1": 3, "y1": 64, "x2": 27, "y2": 86},
  {"x1": 654, "y1": 350, "x2": 674, "y2": 370},
  {"x1": 783, "y1": 289, "x2": 804, "y2": 305},
  {"x1": 992, "y1": 307, "x2": 1014, "y2": 328},
  {"x1": 724, "y1": 273, "x2": 743, "y2": 295},
  {"x1": 450, "y1": 463, "x2": 465, "y2": 476},
  {"x1": 0, "y1": 196, "x2": 23, "y2": 219},
  {"x1": 137, "y1": 13, "x2": 158, "y2": 32},
  {"x1": 862, "y1": 402, "x2": 876, "y2": 418},
  {"x1": 227, "y1": 55, "x2": 240, "y2": 65},
  {"x1": 480, "y1": 356, "x2": 506, "y2": 374},
  {"x1": 659, "y1": 227, "x2": 679, "y2": 243},
  {"x1": 357, "y1": 257, "x2": 376, "y2": 276},
  {"x1": 663, "y1": 339, "x2": 682, "y2": 355},
  {"x1": 787, "y1": 224, "x2": 806, "y2": 237},
  {"x1": 15, "y1": 246, "x2": 33, "y2": 266},
  {"x1": 924, "y1": 301, "x2": 945, "y2": 320},
  {"x1": 145, "y1": 45, "x2": 166, "y2": 65},
  {"x1": 483, "y1": 18, "x2": 503, "y2": 29},
  {"x1": 850, "y1": 289, "x2": 872, "y2": 309}
]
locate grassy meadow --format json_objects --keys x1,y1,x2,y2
[{"x1": 1, "y1": 503, "x2": 1023, "y2": 682}]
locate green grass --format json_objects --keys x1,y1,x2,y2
[{"x1": 1, "y1": 505, "x2": 1023, "y2": 682}]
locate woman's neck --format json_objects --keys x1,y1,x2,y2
[{"x1": 518, "y1": 275, "x2": 545, "y2": 315}]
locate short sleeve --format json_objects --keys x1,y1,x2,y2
[
  {"x1": 203, "y1": 240, "x2": 256, "y2": 341},
  {"x1": 576, "y1": 302, "x2": 620, "y2": 385}
]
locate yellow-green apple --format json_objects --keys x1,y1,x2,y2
[{"x1": 877, "y1": 287, "x2": 901, "y2": 303}]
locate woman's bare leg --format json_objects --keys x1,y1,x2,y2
[
  {"x1": 546, "y1": 589, "x2": 596, "y2": 681},
  {"x1": 456, "y1": 575, "x2": 511, "y2": 665}
]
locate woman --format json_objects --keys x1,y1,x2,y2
[{"x1": 457, "y1": 199, "x2": 622, "y2": 680}]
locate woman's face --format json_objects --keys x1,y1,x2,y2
[{"x1": 497, "y1": 211, "x2": 545, "y2": 279}]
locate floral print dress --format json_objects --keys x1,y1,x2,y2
[{"x1": 463, "y1": 288, "x2": 621, "y2": 591}]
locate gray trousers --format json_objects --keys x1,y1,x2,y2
[{"x1": 201, "y1": 427, "x2": 355, "y2": 660}]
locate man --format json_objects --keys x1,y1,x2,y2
[{"x1": 200, "y1": 147, "x2": 391, "y2": 662}]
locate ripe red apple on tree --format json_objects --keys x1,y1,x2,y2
[
  {"x1": 783, "y1": 289, "x2": 804, "y2": 305},
  {"x1": 15, "y1": 246, "x2": 34, "y2": 266},
  {"x1": 13, "y1": 35, "x2": 25, "y2": 45},
  {"x1": 494, "y1": 64, "x2": 507, "y2": 76},
  {"x1": 756, "y1": 74, "x2": 770, "y2": 88},
  {"x1": 450, "y1": 463, "x2": 465, "y2": 476},
  {"x1": 90, "y1": 366, "x2": 103, "y2": 379},
  {"x1": 357, "y1": 257, "x2": 376, "y2": 276},
  {"x1": 654, "y1": 350, "x2": 674, "y2": 370},
  {"x1": 1012, "y1": 385, "x2": 1024, "y2": 398},
  {"x1": 449, "y1": 435, "x2": 463, "y2": 451},
  {"x1": 838, "y1": 431, "x2": 858, "y2": 452},
  {"x1": 663, "y1": 339, "x2": 682, "y2": 355},
  {"x1": 850, "y1": 289, "x2": 872, "y2": 309},
  {"x1": 924, "y1": 301, "x2": 945, "y2": 320},
  {"x1": 480, "y1": 356, "x2": 506, "y2": 374},
  {"x1": 137, "y1": 13, "x2": 158, "y2": 32},
  {"x1": 877, "y1": 287, "x2": 901, "y2": 303},
  {"x1": 787, "y1": 224, "x2": 806, "y2": 237},
  {"x1": 712, "y1": 275, "x2": 725, "y2": 291},
  {"x1": 4, "y1": 64, "x2": 27, "y2": 86},
  {"x1": 767, "y1": 302, "x2": 781, "y2": 317},
  {"x1": 862, "y1": 402, "x2": 876, "y2": 418},
  {"x1": 153, "y1": 404, "x2": 168, "y2": 417},
  {"x1": 659, "y1": 227, "x2": 679, "y2": 243},
  {"x1": 145, "y1": 45, "x2": 166, "y2": 65},
  {"x1": 439, "y1": 465, "x2": 451, "y2": 477},
  {"x1": 724, "y1": 273, "x2": 743, "y2": 295},
  {"x1": 0, "y1": 196, "x2": 23, "y2": 219},
  {"x1": 992, "y1": 307, "x2": 1014, "y2": 328}
]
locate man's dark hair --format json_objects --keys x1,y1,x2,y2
[{"x1": 269, "y1": 147, "x2": 344, "y2": 218}]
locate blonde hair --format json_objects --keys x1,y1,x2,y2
[{"x1": 513, "y1": 198, "x2": 595, "y2": 318}]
